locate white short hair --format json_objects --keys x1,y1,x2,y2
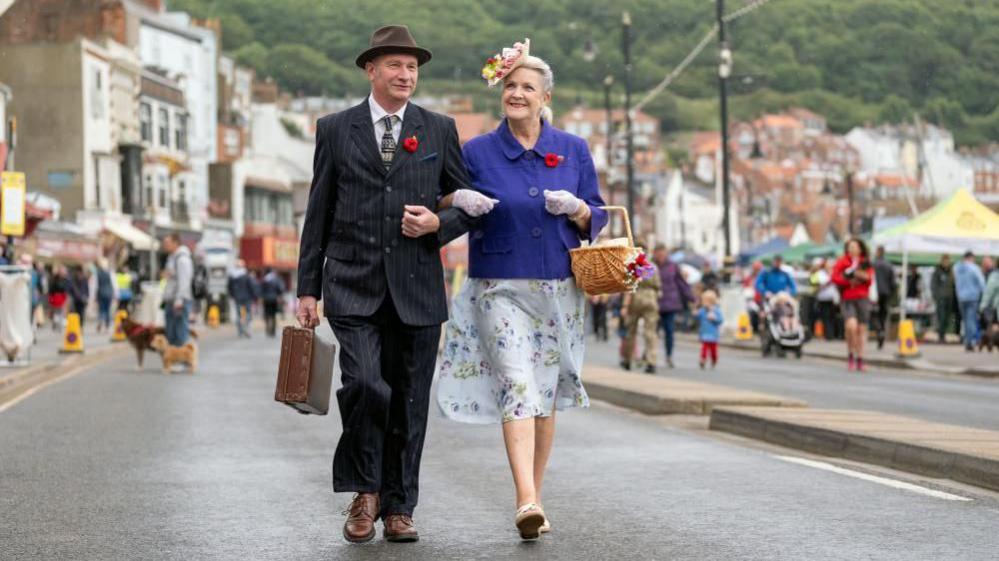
[
  {"x1": 515, "y1": 55, "x2": 554, "y2": 92},
  {"x1": 504, "y1": 55, "x2": 555, "y2": 122}
]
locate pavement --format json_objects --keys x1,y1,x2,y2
[
  {"x1": 0, "y1": 320, "x2": 124, "y2": 408},
  {"x1": 710, "y1": 407, "x2": 999, "y2": 493},
  {"x1": 585, "y1": 336, "x2": 999, "y2": 432},
  {"x1": 708, "y1": 333, "x2": 999, "y2": 378},
  {"x1": 3, "y1": 328, "x2": 999, "y2": 559},
  {"x1": 584, "y1": 365, "x2": 806, "y2": 415},
  {"x1": 0, "y1": 317, "x2": 230, "y2": 409}
]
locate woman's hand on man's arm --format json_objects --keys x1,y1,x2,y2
[{"x1": 445, "y1": 189, "x2": 499, "y2": 217}]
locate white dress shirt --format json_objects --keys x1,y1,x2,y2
[{"x1": 369, "y1": 95, "x2": 407, "y2": 147}]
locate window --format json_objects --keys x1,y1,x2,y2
[
  {"x1": 144, "y1": 173, "x2": 153, "y2": 208},
  {"x1": 158, "y1": 173, "x2": 168, "y2": 209},
  {"x1": 175, "y1": 113, "x2": 188, "y2": 151},
  {"x1": 224, "y1": 129, "x2": 240, "y2": 157},
  {"x1": 89, "y1": 65, "x2": 105, "y2": 119},
  {"x1": 140, "y1": 103, "x2": 152, "y2": 142},
  {"x1": 158, "y1": 107, "x2": 169, "y2": 147}
]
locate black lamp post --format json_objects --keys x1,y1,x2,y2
[
  {"x1": 622, "y1": 11, "x2": 635, "y2": 226},
  {"x1": 603, "y1": 75, "x2": 615, "y2": 208},
  {"x1": 717, "y1": 0, "x2": 733, "y2": 258}
]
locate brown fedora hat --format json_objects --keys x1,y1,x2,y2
[{"x1": 355, "y1": 25, "x2": 432, "y2": 68}]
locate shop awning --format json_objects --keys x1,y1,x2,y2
[{"x1": 103, "y1": 221, "x2": 159, "y2": 251}]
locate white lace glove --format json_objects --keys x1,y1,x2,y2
[
  {"x1": 452, "y1": 189, "x2": 499, "y2": 217},
  {"x1": 543, "y1": 189, "x2": 583, "y2": 216}
]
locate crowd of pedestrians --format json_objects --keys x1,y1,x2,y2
[
  {"x1": 9, "y1": 235, "x2": 290, "y2": 346},
  {"x1": 591, "y1": 241, "x2": 999, "y2": 374}
]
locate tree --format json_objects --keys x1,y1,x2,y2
[
  {"x1": 923, "y1": 97, "x2": 966, "y2": 130},
  {"x1": 233, "y1": 42, "x2": 269, "y2": 76},
  {"x1": 879, "y1": 95, "x2": 913, "y2": 125},
  {"x1": 771, "y1": 64, "x2": 821, "y2": 93},
  {"x1": 267, "y1": 44, "x2": 356, "y2": 96},
  {"x1": 220, "y1": 14, "x2": 254, "y2": 51}
]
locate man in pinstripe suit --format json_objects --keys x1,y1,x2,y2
[{"x1": 295, "y1": 25, "x2": 479, "y2": 544}]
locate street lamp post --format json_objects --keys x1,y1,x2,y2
[
  {"x1": 603, "y1": 75, "x2": 615, "y2": 208},
  {"x1": 846, "y1": 169, "x2": 855, "y2": 236},
  {"x1": 622, "y1": 11, "x2": 635, "y2": 227},
  {"x1": 717, "y1": 0, "x2": 733, "y2": 258}
]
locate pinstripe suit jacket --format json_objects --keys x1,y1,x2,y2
[{"x1": 296, "y1": 99, "x2": 477, "y2": 326}]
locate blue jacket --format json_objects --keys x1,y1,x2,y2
[
  {"x1": 463, "y1": 119, "x2": 608, "y2": 279},
  {"x1": 755, "y1": 267, "x2": 797, "y2": 296},
  {"x1": 698, "y1": 305, "x2": 724, "y2": 342},
  {"x1": 227, "y1": 270, "x2": 256, "y2": 304},
  {"x1": 954, "y1": 260, "x2": 985, "y2": 303}
]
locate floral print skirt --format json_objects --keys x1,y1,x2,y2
[{"x1": 436, "y1": 278, "x2": 589, "y2": 424}]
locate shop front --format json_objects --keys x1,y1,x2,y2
[
  {"x1": 23, "y1": 221, "x2": 102, "y2": 265},
  {"x1": 239, "y1": 233, "x2": 299, "y2": 282}
]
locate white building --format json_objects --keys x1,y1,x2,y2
[
  {"x1": 137, "y1": 69, "x2": 194, "y2": 230},
  {"x1": 845, "y1": 124, "x2": 974, "y2": 200},
  {"x1": 135, "y1": 4, "x2": 218, "y2": 232},
  {"x1": 656, "y1": 171, "x2": 739, "y2": 259}
]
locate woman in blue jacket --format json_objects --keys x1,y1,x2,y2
[{"x1": 435, "y1": 46, "x2": 608, "y2": 540}]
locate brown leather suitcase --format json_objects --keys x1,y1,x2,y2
[{"x1": 275, "y1": 326, "x2": 336, "y2": 415}]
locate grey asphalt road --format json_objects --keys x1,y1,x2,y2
[
  {"x1": 2, "y1": 330, "x2": 998, "y2": 560},
  {"x1": 586, "y1": 335, "x2": 999, "y2": 431}
]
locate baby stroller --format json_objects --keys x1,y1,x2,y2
[{"x1": 760, "y1": 293, "x2": 805, "y2": 358}]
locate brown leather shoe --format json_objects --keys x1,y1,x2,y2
[
  {"x1": 342, "y1": 493, "x2": 379, "y2": 543},
  {"x1": 383, "y1": 513, "x2": 419, "y2": 543}
]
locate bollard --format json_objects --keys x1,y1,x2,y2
[
  {"x1": 111, "y1": 310, "x2": 129, "y2": 342},
  {"x1": 735, "y1": 311, "x2": 753, "y2": 340},
  {"x1": 207, "y1": 304, "x2": 220, "y2": 329},
  {"x1": 60, "y1": 313, "x2": 85, "y2": 353},
  {"x1": 813, "y1": 319, "x2": 825, "y2": 340},
  {"x1": 895, "y1": 318, "x2": 920, "y2": 358}
]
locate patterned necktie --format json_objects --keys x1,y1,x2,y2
[{"x1": 380, "y1": 115, "x2": 397, "y2": 169}]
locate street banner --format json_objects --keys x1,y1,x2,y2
[{"x1": 1, "y1": 171, "x2": 26, "y2": 237}]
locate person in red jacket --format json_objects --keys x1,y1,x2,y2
[{"x1": 832, "y1": 238, "x2": 874, "y2": 371}]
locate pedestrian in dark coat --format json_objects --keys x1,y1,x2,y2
[
  {"x1": 653, "y1": 244, "x2": 695, "y2": 368},
  {"x1": 293, "y1": 25, "x2": 478, "y2": 542},
  {"x1": 67, "y1": 265, "x2": 90, "y2": 327},
  {"x1": 872, "y1": 246, "x2": 897, "y2": 349}
]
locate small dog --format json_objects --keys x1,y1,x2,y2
[
  {"x1": 121, "y1": 317, "x2": 198, "y2": 370},
  {"x1": 149, "y1": 334, "x2": 198, "y2": 374}
]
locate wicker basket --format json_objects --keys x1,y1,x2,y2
[{"x1": 569, "y1": 206, "x2": 643, "y2": 295}]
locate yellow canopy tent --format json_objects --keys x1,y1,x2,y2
[
  {"x1": 873, "y1": 189, "x2": 999, "y2": 255},
  {"x1": 872, "y1": 189, "x2": 999, "y2": 322}
]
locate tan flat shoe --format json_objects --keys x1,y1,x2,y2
[
  {"x1": 515, "y1": 503, "x2": 545, "y2": 540},
  {"x1": 538, "y1": 503, "x2": 551, "y2": 534}
]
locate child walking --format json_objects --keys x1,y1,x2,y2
[{"x1": 698, "y1": 290, "x2": 724, "y2": 369}]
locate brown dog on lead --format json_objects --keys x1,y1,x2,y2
[
  {"x1": 149, "y1": 334, "x2": 198, "y2": 374},
  {"x1": 120, "y1": 317, "x2": 198, "y2": 370}
]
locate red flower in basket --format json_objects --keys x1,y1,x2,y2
[
  {"x1": 544, "y1": 152, "x2": 561, "y2": 168},
  {"x1": 402, "y1": 135, "x2": 419, "y2": 153},
  {"x1": 636, "y1": 253, "x2": 649, "y2": 267}
]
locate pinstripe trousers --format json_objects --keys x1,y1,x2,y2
[{"x1": 328, "y1": 293, "x2": 441, "y2": 518}]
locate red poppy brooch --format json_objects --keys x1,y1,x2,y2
[
  {"x1": 402, "y1": 135, "x2": 419, "y2": 153},
  {"x1": 544, "y1": 152, "x2": 564, "y2": 168}
]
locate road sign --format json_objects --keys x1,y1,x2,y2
[{"x1": 1, "y1": 171, "x2": 26, "y2": 237}]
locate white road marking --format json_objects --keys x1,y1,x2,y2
[
  {"x1": 0, "y1": 365, "x2": 88, "y2": 414},
  {"x1": 774, "y1": 455, "x2": 973, "y2": 502}
]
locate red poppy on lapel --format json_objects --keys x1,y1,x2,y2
[
  {"x1": 403, "y1": 135, "x2": 419, "y2": 153},
  {"x1": 544, "y1": 152, "x2": 561, "y2": 168}
]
